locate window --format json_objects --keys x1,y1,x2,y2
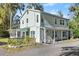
[
  {"x1": 37, "y1": 15, "x2": 39, "y2": 22},
  {"x1": 66, "y1": 20, "x2": 68, "y2": 26},
  {"x1": 41, "y1": 17, "x2": 44, "y2": 26},
  {"x1": 60, "y1": 20, "x2": 64, "y2": 25},
  {"x1": 52, "y1": 31, "x2": 54, "y2": 38},
  {"x1": 41, "y1": 18, "x2": 44, "y2": 23},
  {"x1": 26, "y1": 31, "x2": 29, "y2": 35},
  {"x1": 31, "y1": 31, "x2": 35, "y2": 35},
  {"x1": 27, "y1": 10, "x2": 29, "y2": 14},
  {"x1": 63, "y1": 31, "x2": 67, "y2": 37},
  {"x1": 17, "y1": 31, "x2": 20, "y2": 37},
  {"x1": 26, "y1": 18, "x2": 28, "y2": 23},
  {"x1": 67, "y1": 22, "x2": 68, "y2": 26},
  {"x1": 22, "y1": 20, "x2": 24, "y2": 24},
  {"x1": 18, "y1": 21, "x2": 20, "y2": 24},
  {"x1": 55, "y1": 31, "x2": 57, "y2": 37},
  {"x1": 55, "y1": 19, "x2": 57, "y2": 24},
  {"x1": 31, "y1": 31, "x2": 35, "y2": 38}
]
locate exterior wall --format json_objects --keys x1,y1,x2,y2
[
  {"x1": 20, "y1": 10, "x2": 41, "y2": 28},
  {"x1": 20, "y1": 9, "x2": 41, "y2": 43},
  {"x1": 30, "y1": 26, "x2": 40, "y2": 43}
]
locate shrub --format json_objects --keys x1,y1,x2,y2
[
  {"x1": 8, "y1": 36, "x2": 35, "y2": 46},
  {"x1": 23, "y1": 36, "x2": 36, "y2": 46},
  {"x1": 16, "y1": 39, "x2": 23, "y2": 45},
  {"x1": 23, "y1": 36, "x2": 32, "y2": 44},
  {"x1": 8, "y1": 39, "x2": 23, "y2": 46}
]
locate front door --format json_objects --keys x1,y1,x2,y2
[{"x1": 40, "y1": 28, "x2": 44, "y2": 43}]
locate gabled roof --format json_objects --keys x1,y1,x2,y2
[
  {"x1": 19, "y1": 9, "x2": 69, "y2": 20},
  {"x1": 42, "y1": 12, "x2": 69, "y2": 20}
]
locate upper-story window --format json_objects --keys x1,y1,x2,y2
[
  {"x1": 60, "y1": 20, "x2": 64, "y2": 25},
  {"x1": 37, "y1": 15, "x2": 39, "y2": 23},
  {"x1": 41, "y1": 17, "x2": 44, "y2": 23},
  {"x1": 66, "y1": 20, "x2": 68, "y2": 26},
  {"x1": 55, "y1": 18, "x2": 57, "y2": 24},
  {"x1": 18, "y1": 21, "x2": 20, "y2": 24},
  {"x1": 41, "y1": 19, "x2": 44, "y2": 23},
  {"x1": 26, "y1": 18, "x2": 28, "y2": 23},
  {"x1": 22, "y1": 20, "x2": 24, "y2": 24},
  {"x1": 27, "y1": 10, "x2": 29, "y2": 14}
]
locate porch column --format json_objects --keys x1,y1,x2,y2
[
  {"x1": 61, "y1": 30, "x2": 63, "y2": 41},
  {"x1": 44, "y1": 28, "x2": 46, "y2": 43},
  {"x1": 53, "y1": 29, "x2": 55, "y2": 44}
]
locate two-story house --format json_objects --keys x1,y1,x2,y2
[{"x1": 10, "y1": 9, "x2": 72, "y2": 43}]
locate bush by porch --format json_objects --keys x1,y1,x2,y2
[
  {"x1": 8, "y1": 36, "x2": 36, "y2": 48},
  {"x1": 0, "y1": 36, "x2": 36, "y2": 48}
]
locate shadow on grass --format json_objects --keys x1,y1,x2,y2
[
  {"x1": 60, "y1": 46, "x2": 79, "y2": 56},
  {"x1": 0, "y1": 42, "x2": 7, "y2": 46}
]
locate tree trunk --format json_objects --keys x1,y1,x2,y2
[
  {"x1": 10, "y1": 10, "x2": 12, "y2": 30},
  {"x1": 19, "y1": 9, "x2": 22, "y2": 16}
]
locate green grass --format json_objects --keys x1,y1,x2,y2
[{"x1": 0, "y1": 38, "x2": 9, "y2": 43}]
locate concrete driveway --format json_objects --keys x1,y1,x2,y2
[
  {"x1": 12, "y1": 39, "x2": 79, "y2": 56},
  {"x1": 0, "y1": 39, "x2": 79, "y2": 56}
]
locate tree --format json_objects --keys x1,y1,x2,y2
[
  {"x1": 69, "y1": 3, "x2": 79, "y2": 38},
  {"x1": 0, "y1": 4, "x2": 10, "y2": 30},
  {"x1": 26, "y1": 3, "x2": 44, "y2": 11},
  {"x1": 0, "y1": 3, "x2": 25, "y2": 30}
]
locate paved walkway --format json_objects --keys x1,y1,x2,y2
[{"x1": 0, "y1": 39, "x2": 79, "y2": 56}]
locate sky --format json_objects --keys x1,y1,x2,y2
[
  {"x1": 16, "y1": 3, "x2": 73, "y2": 19},
  {"x1": 43, "y1": 3, "x2": 73, "y2": 19}
]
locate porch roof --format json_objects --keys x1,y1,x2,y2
[
  {"x1": 45, "y1": 26, "x2": 70, "y2": 31},
  {"x1": 8, "y1": 28, "x2": 29, "y2": 32}
]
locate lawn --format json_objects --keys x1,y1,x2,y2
[{"x1": 0, "y1": 38, "x2": 9, "y2": 43}]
